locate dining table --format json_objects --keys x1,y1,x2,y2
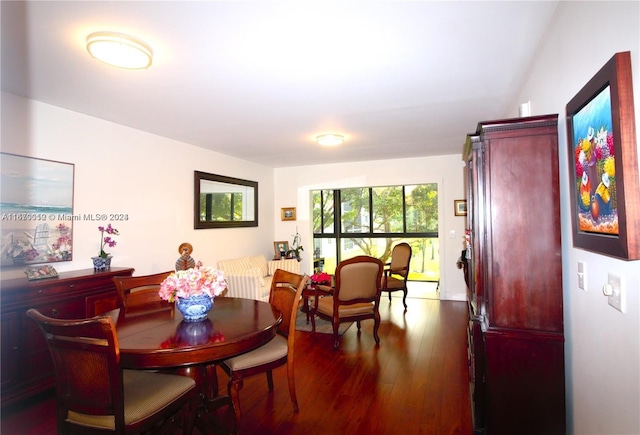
[{"x1": 105, "y1": 296, "x2": 282, "y2": 434}]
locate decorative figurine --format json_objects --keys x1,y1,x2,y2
[{"x1": 175, "y1": 242, "x2": 196, "y2": 271}]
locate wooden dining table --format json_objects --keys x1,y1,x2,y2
[{"x1": 105, "y1": 297, "x2": 282, "y2": 434}]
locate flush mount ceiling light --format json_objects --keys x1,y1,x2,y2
[
  {"x1": 316, "y1": 134, "x2": 345, "y2": 146},
  {"x1": 86, "y1": 32, "x2": 152, "y2": 69}
]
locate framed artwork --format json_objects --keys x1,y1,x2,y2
[
  {"x1": 0, "y1": 153, "x2": 75, "y2": 267},
  {"x1": 454, "y1": 200, "x2": 467, "y2": 216},
  {"x1": 281, "y1": 207, "x2": 296, "y2": 221},
  {"x1": 273, "y1": 241, "x2": 289, "y2": 258},
  {"x1": 566, "y1": 51, "x2": 639, "y2": 260}
]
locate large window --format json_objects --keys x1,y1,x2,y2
[{"x1": 312, "y1": 184, "x2": 439, "y2": 282}]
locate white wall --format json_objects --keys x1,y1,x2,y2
[
  {"x1": 515, "y1": 2, "x2": 640, "y2": 434},
  {"x1": 1, "y1": 92, "x2": 276, "y2": 279},
  {"x1": 1, "y1": 90, "x2": 467, "y2": 299},
  {"x1": 273, "y1": 154, "x2": 468, "y2": 301}
]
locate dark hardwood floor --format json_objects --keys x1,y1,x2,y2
[{"x1": 1, "y1": 295, "x2": 472, "y2": 434}]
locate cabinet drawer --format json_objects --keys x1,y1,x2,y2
[
  {"x1": 23, "y1": 298, "x2": 86, "y2": 320},
  {"x1": 21, "y1": 278, "x2": 112, "y2": 300},
  {"x1": 21, "y1": 299, "x2": 86, "y2": 350}
]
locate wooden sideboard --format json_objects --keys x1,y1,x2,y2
[{"x1": 0, "y1": 267, "x2": 134, "y2": 407}]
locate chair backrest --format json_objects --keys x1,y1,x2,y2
[
  {"x1": 335, "y1": 256, "x2": 384, "y2": 302},
  {"x1": 112, "y1": 271, "x2": 173, "y2": 310},
  {"x1": 269, "y1": 269, "x2": 308, "y2": 338},
  {"x1": 389, "y1": 243, "x2": 412, "y2": 278},
  {"x1": 26, "y1": 309, "x2": 126, "y2": 430}
]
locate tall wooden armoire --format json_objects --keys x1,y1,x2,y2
[{"x1": 463, "y1": 114, "x2": 566, "y2": 435}]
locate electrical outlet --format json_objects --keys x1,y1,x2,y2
[
  {"x1": 577, "y1": 261, "x2": 586, "y2": 291},
  {"x1": 607, "y1": 272, "x2": 625, "y2": 313}
]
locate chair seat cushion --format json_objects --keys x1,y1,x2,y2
[
  {"x1": 384, "y1": 276, "x2": 406, "y2": 290},
  {"x1": 223, "y1": 334, "x2": 288, "y2": 371},
  {"x1": 317, "y1": 296, "x2": 374, "y2": 317},
  {"x1": 67, "y1": 370, "x2": 195, "y2": 429}
]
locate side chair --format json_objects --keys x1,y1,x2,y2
[
  {"x1": 112, "y1": 271, "x2": 173, "y2": 310},
  {"x1": 220, "y1": 269, "x2": 308, "y2": 433},
  {"x1": 381, "y1": 242, "x2": 412, "y2": 309},
  {"x1": 26, "y1": 308, "x2": 197, "y2": 434},
  {"x1": 311, "y1": 255, "x2": 384, "y2": 349}
]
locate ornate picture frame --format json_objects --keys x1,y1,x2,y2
[
  {"x1": 566, "y1": 51, "x2": 639, "y2": 260},
  {"x1": 281, "y1": 207, "x2": 296, "y2": 221},
  {"x1": 454, "y1": 200, "x2": 467, "y2": 216}
]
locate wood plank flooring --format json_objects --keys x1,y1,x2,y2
[{"x1": 1, "y1": 296, "x2": 472, "y2": 434}]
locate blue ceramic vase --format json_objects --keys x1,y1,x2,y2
[
  {"x1": 176, "y1": 294, "x2": 213, "y2": 322},
  {"x1": 91, "y1": 255, "x2": 112, "y2": 270}
]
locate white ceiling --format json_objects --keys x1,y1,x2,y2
[{"x1": 1, "y1": 1, "x2": 559, "y2": 168}]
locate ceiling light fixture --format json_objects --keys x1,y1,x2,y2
[
  {"x1": 316, "y1": 134, "x2": 345, "y2": 146},
  {"x1": 86, "y1": 32, "x2": 153, "y2": 69}
]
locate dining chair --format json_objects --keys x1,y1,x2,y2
[
  {"x1": 311, "y1": 255, "x2": 384, "y2": 349},
  {"x1": 112, "y1": 271, "x2": 172, "y2": 310},
  {"x1": 381, "y1": 242, "x2": 412, "y2": 309},
  {"x1": 220, "y1": 269, "x2": 308, "y2": 433},
  {"x1": 26, "y1": 308, "x2": 197, "y2": 435}
]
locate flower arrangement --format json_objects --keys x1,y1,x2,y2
[
  {"x1": 6, "y1": 237, "x2": 38, "y2": 261},
  {"x1": 47, "y1": 223, "x2": 72, "y2": 261},
  {"x1": 310, "y1": 271, "x2": 331, "y2": 285},
  {"x1": 97, "y1": 223, "x2": 119, "y2": 259},
  {"x1": 158, "y1": 263, "x2": 227, "y2": 302},
  {"x1": 573, "y1": 123, "x2": 617, "y2": 232}
]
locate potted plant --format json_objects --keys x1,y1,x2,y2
[{"x1": 92, "y1": 223, "x2": 119, "y2": 270}]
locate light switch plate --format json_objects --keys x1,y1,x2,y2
[
  {"x1": 577, "y1": 261, "x2": 586, "y2": 291},
  {"x1": 607, "y1": 272, "x2": 625, "y2": 313}
]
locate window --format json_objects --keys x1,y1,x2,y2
[{"x1": 311, "y1": 184, "x2": 439, "y2": 282}]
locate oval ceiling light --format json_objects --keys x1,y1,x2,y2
[
  {"x1": 86, "y1": 32, "x2": 152, "y2": 69},
  {"x1": 316, "y1": 134, "x2": 345, "y2": 146}
]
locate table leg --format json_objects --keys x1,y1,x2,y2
[
  {"x1": 302, "y1": 294, "x2": 310, "y2": 323},
  {"x1": 172, "y1": 364, "x2": 233, "y2": 434}
]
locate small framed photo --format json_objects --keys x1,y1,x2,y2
[
  {"x1": 274, "y1": 241, "x2": 289, "y2": 258},
  {"x1": 24, "y1": 264, "x2": 59, "y2": 281},
  {"x1": 454, "y1": 200, "x2": 467, "y2": 216},
  {"x1": 281, "y1": 207, "x2": 296, "y2": 221}
]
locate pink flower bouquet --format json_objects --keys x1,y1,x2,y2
[
  {"x1": 310, "y1": 271, "x2": 332, "y2": 285},
  {"x1": 159, "y1": 263, "x2": 227, "y2": 302}
]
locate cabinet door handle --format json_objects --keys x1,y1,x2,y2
[{"x1": 51, "y1": 308, "x2": 59, "y2": 317}]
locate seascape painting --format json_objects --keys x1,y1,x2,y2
[
  {"x1": 571, "y1": 86, "x2": 617, "y2": 236},
  {"x1": 0, "y1": 153, "x2": 74, "y2": 267}
]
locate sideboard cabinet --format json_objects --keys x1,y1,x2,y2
[
  {"x1": 463, "y1": 115, "x2": 565, "y2": 434},
  {"x1": 0, "y1": 267, "x2": 134, "y2": 407}
]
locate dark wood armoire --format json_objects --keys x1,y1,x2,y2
[{"x1": 463, "y1": 114, "x2": 566, "y2": 435}]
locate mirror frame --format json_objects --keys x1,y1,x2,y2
[{"x1": 194, "y1": 171, "x2": 258, "y2": 229}]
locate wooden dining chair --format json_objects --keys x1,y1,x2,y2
[
  {"x1": 26, "y1": 308, "x2": 197, "y2": 435},
  {"x1": 311, "y1": 255, "x2": 384, "y2": 349},
  {"x1": 112, "y1": 271, "x2": 172, "y2": 310},
  {"x1": 220, "y1": 269, "x2": 308, "y2": 433},
  {"x1": 381, "y1": 242, "x2": 412, "y2": 309}
]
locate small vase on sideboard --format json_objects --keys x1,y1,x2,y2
[{"x1": 91, "y1": 255, "x2": 112, "y2": 271}]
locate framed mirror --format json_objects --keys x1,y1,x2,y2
[{"x1": 194, "y1": 171, "x2": 258, "y2": 229}]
